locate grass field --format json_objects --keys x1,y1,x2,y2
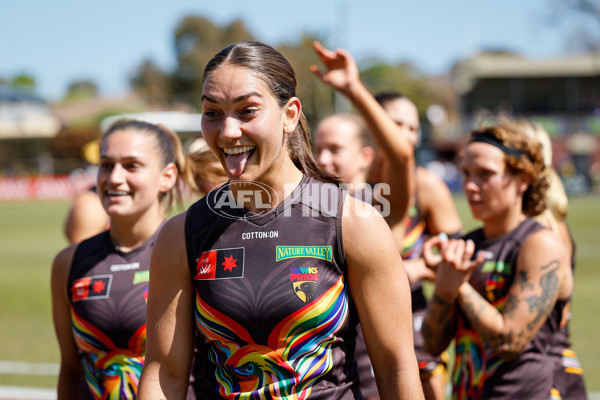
[{"x1": 0, "y1": 196, "x2": 598, "y2": 392}]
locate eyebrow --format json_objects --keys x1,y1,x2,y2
[{"x1": 201, "y1": 92, "x2": 263, "y2": 103}]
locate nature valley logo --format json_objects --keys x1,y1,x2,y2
[
  {"x1": 290, "y1": 266, "x2": 319, "y2": 303},
  {"x1": 276, "y1": 246, "x2": 332, "y2": 262}
]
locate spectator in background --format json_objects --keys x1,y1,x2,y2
[
  {"x1": 51, "y1": 120, "x2": 196, "y2": 399},
  {"x1": 422, "y1": 119, "x2": 574, "y2": 399}
]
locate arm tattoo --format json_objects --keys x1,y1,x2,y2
[
  {"x1": 422, "y1": 294, "x2": 456, "y2": 352},
  {"x1": 525, "y1": 259, "x2": 559, "y2": 332},
  {"x1": 516, "y1": 269, "x2": 534, "y2": 291}
]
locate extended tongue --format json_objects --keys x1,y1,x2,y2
[{"x1": 225, "y1": 151, "x2": 252, "y2": 176}]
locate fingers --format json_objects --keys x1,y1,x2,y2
[
  {"x1": 442, "y1": 238, "x2": 477, "y2": 272},
  {"x1": 423, "y1": 233, "x2": 447, "y2": 270},
  {"x1": 309, "y1": 65, "x2": 325, "y2": 81}
]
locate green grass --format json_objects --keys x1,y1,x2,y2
[{"x1": 0, "y1": 197, "x2": 598, "y2": 391}]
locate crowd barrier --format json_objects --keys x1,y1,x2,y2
[{"x1": 0, "y1": 174, "x2": 95, "y2": 201}]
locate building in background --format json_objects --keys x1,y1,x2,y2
[
  {"x1": 428, "y1": 51, "x2": 600, "y2": 193},
  {"x1": 0, "y1": 85, "x2": 60, "y2": 139}
]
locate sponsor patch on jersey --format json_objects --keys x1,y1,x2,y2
[
  {"x1": 195, "y1": 247, "x2": 245, "y2": 280},
  {"x1": 290, "y1": 266, "x2": 319, "y2": 303},
  {"x1": 481, "y1": 260, "x2": 512, "y2": 274},
  {"x1": 71, "y1": 274, "x2": 112, "y2": 302},
  {"x1": 276, "y1": 246, "x2": 332, "y2": 262},
  {"x1": 110, "y1": 262, "x2": 140, "y2": 272},
  {"x1": 133, "y1": 270, "x2": 149, "y2": 285}
]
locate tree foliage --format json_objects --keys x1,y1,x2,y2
[
  {"x1": 170, "y1": 16, "x2": 255, "y2": 108},
  {"x1": 12, "y1": 73, "x2": 36, "y2": 93},
  {"x1": 130, "y1": 59, "x2": 170, "y2": 106},
  {"x1": 547, "y1": 0, "x2": 600, "y2": 51},
  {"x1": 64, "y1": 80, "x2": 98, "y2": 101}
]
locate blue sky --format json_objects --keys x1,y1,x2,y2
[{"x1": 0, "y1": 0, "x2": 584, "y2": 101}]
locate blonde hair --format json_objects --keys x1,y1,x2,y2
[{"x1": 500, "y1": 118, "x2": 569, "y2": 229}]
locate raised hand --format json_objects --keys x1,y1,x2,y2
[{"x1": 310, "y1": 41, "x2": 360, "y2": 96}]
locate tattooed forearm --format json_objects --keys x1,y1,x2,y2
[
  {"x1": 459, "y1": 285, "x2": 526, "y2": 356},
  {"x1": 422, "y1": 294, "x2": 456, "y2": 355},
  {"x1": 525, "y1": 259, "x2": 559, "y2": 332}
]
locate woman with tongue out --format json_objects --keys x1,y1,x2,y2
[{"x1": 139, "y1": 41, "x2": 423, "y2": 400}]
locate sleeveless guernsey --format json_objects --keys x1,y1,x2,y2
[
  {"x1": 549, "y1": 230, "x2": 587, "y2": 399},
  {"x1": 185, "y1": 176, "x2": 362, "y2": 399},
  {"x1": 67, "y1": 230, "x2": 156, "y2": 399},
  {"x1": 454, "y1": 219, "x2": 568, "y2": 399}
]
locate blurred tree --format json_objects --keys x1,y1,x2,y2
[
  {"x1": 359, "y1": 60, "x2": 446, "y2": 119},
  {"x1": 171, "y1": 15, "x2": 255, "y2": 108},
  {"x1": 278, "y1": 32, "x2": 336, "y2": 130},
  {"x1": 130, "y1": 58, "x2": 170, "y2": 106},
  {"x1": 12, "y1": 73, "x2": 36, "y2": 93},
  {"x1": 547, "y1": 0, "x2": 600, "y2": 51},
  {"x1": 64, "y1": 80, "x2": 98, "y2": 101}
]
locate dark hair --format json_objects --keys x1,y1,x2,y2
[
  {"x1": 467, "y1": 120, "x2": 548, "y2": 217},
  {"x1": 102, "y1": 119, "x2": 196, "y2": 210},
  {"x1": 202, "y1": 40, "x2": 339, "y2": 184},
  {"x1": 374, "y1": 91, "x2": 409, "y2": 107}
]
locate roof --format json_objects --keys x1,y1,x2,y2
[
  {"x1": 452, "y1": 51, "x2": 600, "y2": 94},
  {"x1": 99, "y1": 111, "x2": 203, "y2": 133}
]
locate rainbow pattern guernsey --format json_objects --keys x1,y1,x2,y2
[
  {"x1": 186, "y1": 176, "x2": 363, "y2": 399},
  {"x1": 67, "y1": 230, "x2": 156, "y2": 399}
]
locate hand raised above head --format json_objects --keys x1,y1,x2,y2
[{"x1": 310, "y1": 41, "x2": 359, "y2": 95}]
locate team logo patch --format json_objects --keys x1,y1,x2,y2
[
  {"x1": 276, "y1": 246, "x2": 332, "y2": 262},
  {"x1": 195, "y1": 247, "x2": 245, "y2": 280},
  {"x1": 71, "y1": 274, "x2": 112, "y2": 302},
  {"x1": 133, "y1": 270, "x2": 149, "y2": 285},
  {"x1": 290, "y1": 266, "x2": 319, "y2": 303}
]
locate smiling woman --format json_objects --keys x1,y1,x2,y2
[
  {"x1": 138, "y1": 41, "x2": 424, "y2": 399},
  {"x1": 50, "y1": 120, "x2": 196, "y2": 399}
]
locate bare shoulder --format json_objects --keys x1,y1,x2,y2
[
  {"x1": 342, "y1": 195, "x2": 397, "y2": 261},
  {"x1": 521, "y1": 227, "x2": 566, "y2": 258},
  {"x1": 151, "y1": 211, "x2": 189, "y2": 275},
  {"x1": 155, "y1": 212, "x2": 187, "y2": 249},
  {"x1": 416, "y1": 166, "x2": 450, "y2": 195},
  {"x1": 51, "y1": 244, "x2": 78, "y2": 291}
]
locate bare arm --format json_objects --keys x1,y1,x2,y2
[
  {"x1": 343, "y1": 196, "x2": 423, "y2": 399},
  {"x1": 64, "y1": 190, "x2": 109, "y2": 243},
  {"x1": 311, "y1": 41, "x2": 415, "y2": 240},
  {"x1": 51, "y1": 245, "x2": 88, "y2": 399},
  {"x1": 456, "y1": 230, "x2": 571, "y2": 359},
  {"x1": 138, "y1": 213, "x2": 195, "y2": 399},
  {"x1": 417, "y1": 167, "x2": 462, "y2": 236}
]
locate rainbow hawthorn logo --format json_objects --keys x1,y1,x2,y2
[
  {"x1": 276, "y1": 246, "x2": 332, "y2": 262},
  {"x1": 290, "y1": 266, "x2": 320, "y2": 303}
]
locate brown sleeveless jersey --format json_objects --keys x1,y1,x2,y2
[{"x1": 185, "y1": 176, "x2": 364, "y2": 399}]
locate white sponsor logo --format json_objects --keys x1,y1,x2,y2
[{"x1": 110, "y1": 262, "x2": 140, "y2": 272}]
